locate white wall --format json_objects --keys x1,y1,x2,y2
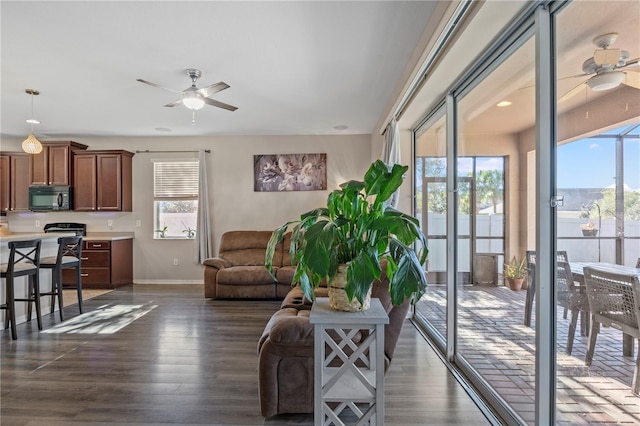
[{"x1": 2, "y1": 134, "x2": 373, "y2": 283}]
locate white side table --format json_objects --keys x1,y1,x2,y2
[{"x1": 309, "y1": 297, "x2": 389, "y2": 425}]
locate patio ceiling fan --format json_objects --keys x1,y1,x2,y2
[
  {"x1": 137, "y1": 68, "x2": 238, "y2": 112},
  {"x1": 559, "y1": 32, "x2": 640, "y2": 102}
]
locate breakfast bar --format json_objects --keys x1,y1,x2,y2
[
  {"x1": 1, "y1": 232, "x2": 74, "y2": 325},
  {"x1": 1, "y1": 230, "x2": 135, "y2": 326}
]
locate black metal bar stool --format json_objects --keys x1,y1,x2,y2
[
  {"x1": 0, "y1": 239, "x2": 42, "y2": 340},
  {"x1": 38, "y1": 236, "x2": 83, "y2": 321}
]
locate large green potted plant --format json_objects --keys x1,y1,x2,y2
[{"x1": 265, "y1": 160, "x2": 428, "y2": 310}]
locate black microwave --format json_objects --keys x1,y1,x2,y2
[{"x1": 28, "y1": 186, "x2": 73, "y2": 211}]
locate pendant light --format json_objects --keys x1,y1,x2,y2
[{"x1": 22, "y1": 89, "x2": 43, "y2": 154}]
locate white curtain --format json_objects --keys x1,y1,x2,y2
[
  {"x1": 381, "y1": 117, "x2": 400, "y2": 208},
  {"x1": 195, "y1": 149, "x2": 212, "y2": 263}
]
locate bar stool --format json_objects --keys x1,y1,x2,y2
[
  {"x1": 0, "y1": 239, "x2": 42, "y2": 340},
  {"x1": 38, "y1": 236, "x2": 83, "y2": 321}
]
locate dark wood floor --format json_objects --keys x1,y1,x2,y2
[{"x1": 1, "y1": 285, "x2": 492, "y2": 425}]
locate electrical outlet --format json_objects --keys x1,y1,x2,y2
[
  {"x1": 35, "y1": 220, "x2": 40, "y2": 228},
  {"x1": 136, "y1": 219, "x2": 141, "y2": 227},
  {"x1": 173, "y1": 258, "x2": 179, "y2": 266},
  {"x1": 107, "y1": 219, "x2": 113, "y2": 227}
]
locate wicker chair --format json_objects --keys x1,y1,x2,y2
[
  {"x1": 583, "y1": 267, "x2": 640, "y2": 395},
  {"x1": 524, "y1": 250, "x2": 569, "y2": 327},
  {"x1": 559, "y1": 261, "x2": 590, "y2": 355}
]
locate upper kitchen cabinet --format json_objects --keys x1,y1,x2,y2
[
  {"x1": 73, "y1": 150, "x2": 134, "y2": 211},
  {"x1": 1, "y1": 152, "x2": 31, "y2": 212},
  {"x1": 30, "y1": 141, "x2": 88, "y2": 186}
]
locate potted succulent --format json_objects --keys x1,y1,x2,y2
[
  {"x1": 504, "y1": 256, "x2": 527, "y2": 291},
  {"x1": 265, "y1": 160, "x2": 428, "y2": 311}
]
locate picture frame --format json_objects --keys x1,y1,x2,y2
[{"x1": 254, "y1": 153, "x2": 327, "y2": 192}]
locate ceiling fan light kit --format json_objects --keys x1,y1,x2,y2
[
  {"x1": 137, "y1": 68, "x2": 237, "y2": 123},
  {"x1": 22, "y1": 89, "x2": 43, "y2": 154},
  {"x1": 587, "y1": 71, "x2": 625, "y2": 91},
  {"x1": 182, "y1": 92, "x2": 205, "y2": 110}
]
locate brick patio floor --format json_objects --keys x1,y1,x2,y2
[{"x1": 416, "y1": 284, "x2": 640, "y2": 425}]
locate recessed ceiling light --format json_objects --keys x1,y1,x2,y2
[
  {"x1": 155, "y1": 127, "x2": 172, "y2": 132},
  {"x1": 497, "y1": 101, "x2": 512, "y2": 107},
  {"x1": 26, "y1": 118, "x2": 40, "y2": 124},
  {"x1": 333, "y1": 125, "x2": 348, "y2": 130}
]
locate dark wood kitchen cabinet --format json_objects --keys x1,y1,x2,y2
[
  {"x1": 62, "y1": 238, "x2": 133, "y2": 289},
  {"x1": 30, "y1": 141, "x2": 88, "y2": 186},
  {"x1": 73, "y1": 150, "x2": 134, "y2": 211},
  {"x1": 0, "y1": 152, "x2": 31, "y2": 212}
]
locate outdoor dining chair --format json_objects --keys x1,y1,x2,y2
[
  {"x1": 559, "y1": 261, "x2": 590, "y2": 355},
  {"x1": 583, "y1": 267, "x2": 640, "y2": 395},
  {"x1": 523, "y1": 250, "x2": 568, "y2": 327}
]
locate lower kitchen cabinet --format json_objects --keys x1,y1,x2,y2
[{"x1": 63, "y1": 238, "x2": 133, "y2": 289}]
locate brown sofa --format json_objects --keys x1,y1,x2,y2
[
  {"x1": 203, "y1": 230, "x2": 294, "y2": 299},
  {"x1": 257, "y1": 268, "x2": 411, "y2": 417}
]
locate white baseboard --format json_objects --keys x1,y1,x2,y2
[{"x1": 133, "y1": 279, "x2": 204, "y2": 285}]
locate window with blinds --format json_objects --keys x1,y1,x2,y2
[
  {"x1": 154, "y1": 161, "x2": 199, "y2": 198},
  {"x1": 153, "y1": 161, "x2": 199, "y2": 239}
]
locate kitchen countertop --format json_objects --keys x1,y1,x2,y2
[
  {"x1": 84, "y1": 232, "x2": 134, "y2": 241},
  {"x1": 0, "y1": 232, "x2": 135, "y2": 243},
  {"x1": 0, "y1": 232, "x2": 75, "y2": 244}
]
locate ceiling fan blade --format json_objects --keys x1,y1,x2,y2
[
  {"x1": 559, "y1": 73, "x2": 590, "y2": 81},
  {"x1": 198, "y1": 82, "x2": 230, "y2": 97},
  {"x1": 137, "y1": 78, "x2": 182, "y2": 94},
  {"x1": 203, "y1": 97, "x2": 237, "y2": 111},
  {"x1": 164, "y1": 99, "x2": 183, "y2": 107},
  {"x1": 620, "y1": 58, "x2": 639, "y2": 70},
  {"x1": 558, "y1": 80, "x2": 587, "y2": 103},
  {"x1": 623, "y1": 71, "x2": 640, "y2": 89}
]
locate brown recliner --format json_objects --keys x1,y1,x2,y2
[
  {"x1": 257, "y1": 269, "x2": 411, "y2": 417},
  {"x1": 203, "y1": 230, "x2": 295, "y2": 299}
]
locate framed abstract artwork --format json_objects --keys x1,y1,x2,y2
[{"x1": 254, "y1": 153, "x2": 327, "y2": 192}]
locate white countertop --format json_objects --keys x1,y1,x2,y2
[
  {"x1": 84, "y1": 232, "x2": 134, "y2": 241},
  {"x1": 0, "y1": 232, "x2": 135, "y2": 243},
  {"x1": 0, "y1": 232, "x2": 75, "y2": 244}
]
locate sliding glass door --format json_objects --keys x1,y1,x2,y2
[{"x1": 411, "y1": 2, "x2": 639, "y2": 423}]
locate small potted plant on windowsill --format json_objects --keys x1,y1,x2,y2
[
  {"x1": 265, "y1": 160, "x2": 429, "y2": 311},
  {"x1": 181, "y1": 221, "x2": 196, "y2": 239},
  {"x1": 504, "y1": 255, "x2": 527, "y2": 291},
  {"x1": 155, "y1": 224, "x2": 168, "y2": 238}
]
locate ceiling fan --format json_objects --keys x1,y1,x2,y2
[
  {"x1": 137, "y1": 68, "x2": 238, "y2": 112},
  {"x1": 559, "y1": 32, "x2": 639, "y2": 103}
]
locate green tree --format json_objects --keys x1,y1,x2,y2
[
  {"x1": 476, "y1": 169, "x2": 504, "y2": 214},
  {"x1": 590, "y1": 189, "x2": 640, "y2": 221},
  {"x1": 425, "y1": 159, "x2": 447, "y2": 214}
]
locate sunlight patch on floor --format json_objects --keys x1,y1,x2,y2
[
  {"x1": 62, "y1": 289, "x2": 113, "y2": 307},
  {"x1": 42, "y1": 303, "x2": 157, "y2": 334}
]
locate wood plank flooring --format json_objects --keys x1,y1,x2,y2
[{"x1": 1, "y1": 285, "x2": 492, "y2": 425}]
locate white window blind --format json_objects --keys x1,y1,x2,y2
[{"x1": 154, "y1": 161, "x2": 199, "y2": 199}]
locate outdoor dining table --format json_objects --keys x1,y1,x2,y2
[{"x1": 570, "y1": 262, "x2": 640, "y2": 357}]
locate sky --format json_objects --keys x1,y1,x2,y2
[{"x1": 557, "y1": 125, "x2": 640, "y2": 190}]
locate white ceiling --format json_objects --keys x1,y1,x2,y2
[{"x1": 0, "y1": 1, "x2": 437, "y2": 139}]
